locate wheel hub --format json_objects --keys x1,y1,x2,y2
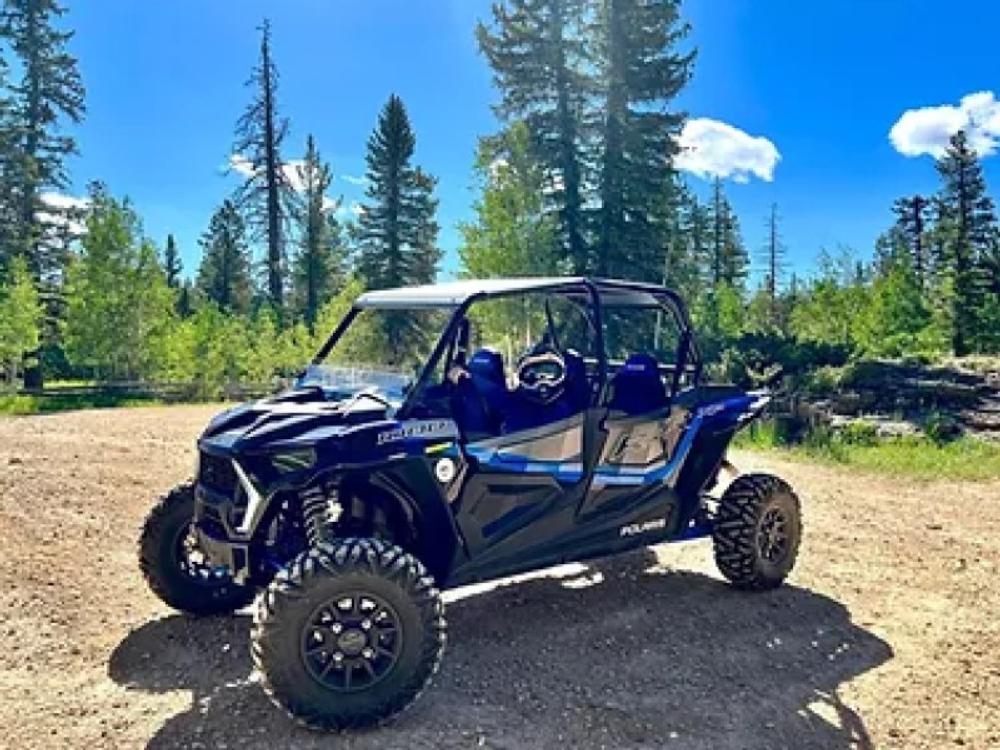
[
  {"x1": 301, "y1": 592, "x2": 403, "y2": 692},
  {"x1": 757, "y1": 507, "x2": 789, "y2": 563},
  {"x1": 336, "y1": 629, "x2": 367, "y2": 656}
]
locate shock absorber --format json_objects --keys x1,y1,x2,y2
[{"x1": 301, "y1": 483, "x2": 341, "y2": 546}]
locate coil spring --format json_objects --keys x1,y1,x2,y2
[{"x1": 302, "y1": 484, "x2": 339, "y2": 546}]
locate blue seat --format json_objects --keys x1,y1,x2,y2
[
  {"x1": 608, "y1": 353, "x2": 668, "y2": 415},
  {"x1": 454, "y1": 348, "x2": 509, "y2": 436}
]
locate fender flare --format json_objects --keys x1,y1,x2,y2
[{"x1": 362, "y1": 462, "x2": 464, "y2": 584}]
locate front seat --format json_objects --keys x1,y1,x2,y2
[
  {"x1": 454, "y1": 348, "x2": 509, "y2": 436},
  {"x1": 608, "y1": 353, "x2": 669, "y2": 415}
]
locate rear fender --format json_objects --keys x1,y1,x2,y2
[
  {"x1": 673, "y1": 392, "x2": 769, "y2": 515},
  {"x1": 701, "y1": 391, "x2": 771, "y2": 433}
]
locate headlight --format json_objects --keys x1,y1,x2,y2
[{"x1": 271, "y1": 449, "x2": 317, "y2": 473}]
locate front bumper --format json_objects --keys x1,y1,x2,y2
[
  {"x1": 193, "y1": 483, "x2": 252, "y2": 583},
  {"x1": 194, "y1": 523, "x2": 251, "y2": 584}
]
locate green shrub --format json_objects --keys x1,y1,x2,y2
[
  {"x1": 923, "y1": 411, "x2": 962, "y2": 445},
  {"x1": 736, "y1": 421, "x2": 1000, "y2": 481},
  {"x1": 837, "y1": 420, "x2": 880, "y2": 446},
  {"x1": 801, "y1": 425, "x2": 849, "y2": 462},
  {"x1": 735, "y1": 419, "x2": 783, "y2": 449},
  {"x1": 802, "y1": 365, "x2": 844, "y2": 397}
]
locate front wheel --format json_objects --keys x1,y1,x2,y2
[
  {"x1": 712, "y1": 473, "x2": 802, "y2": 590},
  {"x1": 252, "y1": 537, "x2": 447, "y2": 731},
  {"x1": 138, "y1": 482, "x2": 256, "y2": 615}
]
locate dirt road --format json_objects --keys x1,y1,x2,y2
[{"x1": 0, "y1": 405, "x2": 997, "y2": 749}]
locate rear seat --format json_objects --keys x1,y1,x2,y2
[{"x1": 607, "y1": 353, "x2": 669, "y2": 415}]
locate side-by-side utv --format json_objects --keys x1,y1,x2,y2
[{"x1": 138, "y1": 277, "x2": 802, "y2": 730}]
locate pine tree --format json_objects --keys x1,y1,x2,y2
[
  {"x1": 163, "y1": 234, "x2": 182, "y2": 288},
  {"x1": 232, "y1": 19, "x2": 293, "y2": 312},
  {"x1": 408, "y1": 167, "x2": 442, "y2": 285},
  {"x1": 591, "y1": 0, "x2": 693, "y2": 280},
  {"x1": 197, "y1": 200, "x2": 253, "y2": 315},
  {"x1": 357, "y1": 95, "x2": 440, "y2": 290},
  {"x1": 680, "y1": 189, "x2": 711, "y2": 297},
  {"x1": 356, "y1": 95, "x2": 441, "y2": 364},
  {"x1": 892, "y1": 195, "x2": 930, "y2": 287},
  {"x1": 291, "y1": 134, "x2": 344, "y2": 330},
  {"x1": 934, "y1": 130, "x2": 997, "y2": 355},
  {"x1": 658, "y1": 175, "x2": 701, "y2": 300},
  {"x1": 176, "y1": 279, "x2": 194, "y2": 318},
  {"x1": 0, "y1": 0, "x2": 85, "y2": 278},
  {"x1": 0, "y1": 53, "x2": 17, "y2": 269},
  {"x1": 707, "y1": 178, "x2": 747, "y2": 288},
  {"x1": 477, "y1": 0, "x2": 590, "y2": 273},
  {"x1": 761, "y1": 203, "x2": 786, "y2": 321},
  {"x1": 709, "y1": 178, "x2": 725, "y2": 284}
]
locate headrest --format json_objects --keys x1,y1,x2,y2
[
  {"x1": 468, "y1": 348, "x2": 504, "y2": 382},
  {"x1": 609, "y1": 352, "x2": 667, "y2": 414},
  {"x1": 620, "y1": 353, "x2": 659, "y2": 374}
]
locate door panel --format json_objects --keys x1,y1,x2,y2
[
  {"x1": 455, "y1": 413, "x2": 585, "y2": 560},
  {"x1": 579, "y1": 406, "x2": 690, "y2": 522}
]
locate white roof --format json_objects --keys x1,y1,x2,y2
[{"x1": 355, "y1": 277, "x2": 587, "y2": 309}]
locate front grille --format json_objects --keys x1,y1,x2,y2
[
  {"x1": 199, "y1": 452, "x2": 237, "y2": 495},
  {"x1": 197, "y1": 510, "x2": 229, "y2": 540}
]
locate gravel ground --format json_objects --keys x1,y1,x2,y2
[{"x1": 0, "y1": 405, "x2": 997, "y2": 749}]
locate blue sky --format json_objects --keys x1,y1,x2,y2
[{"x1": 60, "y1": 0, "x2": 1000, "y2": 285}]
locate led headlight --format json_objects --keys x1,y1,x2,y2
[{"x1": 271, "y1": 449, "x2": 317, "y2": 473}]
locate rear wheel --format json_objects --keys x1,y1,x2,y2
[
  {"x1": 138, "y1": 483, "x2": 256, "y2": 615},
  {"x1": 713, "y1": 473, "x2": 802, "y2": 590},
  {"x1": 252, "y1": 537, "x2": 446, "y2": 731}
]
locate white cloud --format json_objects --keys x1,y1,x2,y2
[
  {"x1": 231, "y1": 154, "x2": 344, "y2": 212},
  {"x1": 281, "y1": 159, "x2": 309, "y2": 192},
  {"x1": 335, "y1": 200, "x2": 365, "y2": 221},
  {"x1": 229, "y1": 154, "x2": 310, "y2": 192},
  {"x1": 228, "y1": 153, "x2": 255, "y2": 178},
  {"x1": 37, "y1": 192, "x2": 90, "y2": 238},
  {"x1": 340, "y1": 174, "x2": 368, "y2": 187},
  {"x1": 675, "y1": 118, "x2": 780, "y2": 183},
  {"x1": 40, "y1": 192, "x2": 90, "y2": 212},
  {"x1": 889, "y1": 90, "x2": 1000, "y2": 158}
]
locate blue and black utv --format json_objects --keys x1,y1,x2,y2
[{"x1": 139, "y1": 277, "x2": 801, "y2": 730}]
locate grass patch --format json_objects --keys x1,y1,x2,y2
[
  {"x1": 0, "y1": 392, "x2": 165, "y2": 415},
  {"x1": 736, "y1": 421, "x2": 1000, "y2": 481}
]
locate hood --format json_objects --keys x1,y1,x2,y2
[{"x1": 199, "y1": 387, "x2": 394, "y2": 456}]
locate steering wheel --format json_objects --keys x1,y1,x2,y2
[{"x1": 514, "y1": 347, "x2": 567, "y2": 404}]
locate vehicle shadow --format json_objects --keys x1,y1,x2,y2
[{"x1": 110, "y1": 549, "x2": 891, "y2": 749}]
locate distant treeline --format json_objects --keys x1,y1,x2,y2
[{"x1": 1, "y1": 1, "x2": 998, "y2": 398}]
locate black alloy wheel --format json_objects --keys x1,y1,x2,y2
[{"x1": 299, "y1": 591, "x2": 404, "y2": 692}]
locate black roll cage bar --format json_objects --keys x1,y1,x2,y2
[{"x1": 311, "y1": 279, "x2": 703, "y2": 419}]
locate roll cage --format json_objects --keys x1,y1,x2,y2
[{"x1": 312, "y1": 277, "x2": 703, "y2": 419}]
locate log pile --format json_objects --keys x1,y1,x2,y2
[{"x1": 772, "y1": 359, "x2": 1000, "y2": 441}]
